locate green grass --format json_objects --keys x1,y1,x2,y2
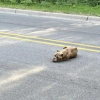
[{"x1": 0, "y1": 2, "x2": 100, "y2": 16}]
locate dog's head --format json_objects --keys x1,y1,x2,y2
[{"x1": 52, "y1": 50, "x2": 63, "y2": 62}]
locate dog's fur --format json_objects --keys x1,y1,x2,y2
[{"x1": 52, "y1": 46, "x2": 78, "y2": 62}]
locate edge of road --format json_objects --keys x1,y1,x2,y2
[{"x1": 0, "y1": 7, "x2": 100, "y2": 22}]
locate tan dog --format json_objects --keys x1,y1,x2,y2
[{"x1": 52, "y1": 46, "x2": 78, "y2": 62}]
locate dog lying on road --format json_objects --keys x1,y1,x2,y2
[{"x1": 52, "y1": 46, "x2": 78, "y2": 62}]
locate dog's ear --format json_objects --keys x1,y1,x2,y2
[
  {"x1": 63, "y1": 47, "x2": 67, "y2": 49},
  {"x1": 57, "y1": 50, "x2": 60, "y2": 52}
]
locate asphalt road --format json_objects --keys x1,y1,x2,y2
[{"x1": 0, "y1": 11, "x2": 100, "y2": 100}]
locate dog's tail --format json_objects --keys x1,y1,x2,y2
[{"x1": 75, "y1": 47, "x2": 78, "y2": 52}]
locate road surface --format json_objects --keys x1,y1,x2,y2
[{"x1": 0, "y1": 11, "x2": 100, "y2": 100}]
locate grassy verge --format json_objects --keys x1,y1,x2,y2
[{"x1": 0, "y1": 2, "x2": 100, "y2": 16}]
